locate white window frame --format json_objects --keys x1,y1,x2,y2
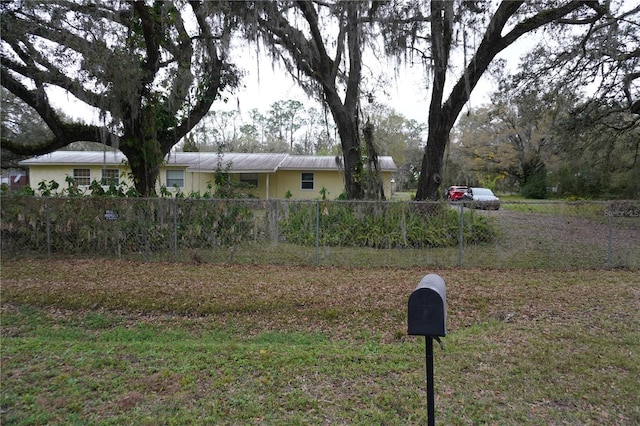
[
  {"x1": 166, "y1": 169, "x2": 185, "y2": 188},
  {"x1": 73, "y1": 168, "x2": 91, "y2": 186},
  {"x1": 101, "y1": 169, "x2": 120, "y2": 186},
  {"x1": 301, "y1": 172, "x2": 314, "y2": 190}
]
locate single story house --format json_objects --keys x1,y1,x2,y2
[{"x1": 19, "y1": 150, "x2": 397, "y2": 200}]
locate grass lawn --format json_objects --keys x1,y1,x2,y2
[{"x1": 2, "y1": 259, "x2": 639, "y2": 425}]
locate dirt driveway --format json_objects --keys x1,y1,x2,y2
[{"x1": 459, "y1": 204, "x2": 640, "y2": 268}]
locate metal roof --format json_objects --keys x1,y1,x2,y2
[
  {"x1": 165, "y1": 152, "x2": 288, "y2": 172},
  {"x1": 279, "y1": 155, "x2": 341, "y2": 170},
  {"x1": 19, "y1": 150, "x2": 126, "y2": 166},
  {"x1": 278, "y1": 155, "x2": 396, "y2": 171},
  {"x1": 20, "y1": 151, "x2": 397, "y2": 172}
]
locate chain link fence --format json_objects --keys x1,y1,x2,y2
[{"x1": 2, "y1": 197, "x2": 638, "y2": 269}]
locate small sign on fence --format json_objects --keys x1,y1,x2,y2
[{"x1": 104, "y1": 210, "x2": 119, "y2": 220}]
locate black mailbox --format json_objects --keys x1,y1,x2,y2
[{"x1": 408, "y1": 274, "x2": 446, "y2": 337}]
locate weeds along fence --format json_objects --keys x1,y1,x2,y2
[{"x1": 1, "y1": 197, "x2": 639, "y2": 269}]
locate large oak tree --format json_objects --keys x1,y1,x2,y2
[
  {"x1": 403, "y1": 1, "x2": 612, "y2": 200},
  {"x1": 1, "y1": 1, "x2": 239, "y2": 196}
]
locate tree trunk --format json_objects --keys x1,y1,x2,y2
[
  {"x1": 332, "y1": 107, "x2": 364, "y2": 199},
  {"x1": 324, "y1": 1, "x2": 364, "y2": 200},
  {"x1": 255, "y1": 1, "x2": 365, "y2": 199},
  {"x1": 119, "y1": 133, "x2": 165, "y2": 197},
  {"x1": 128, "y1": 158, "x2": 161, "y2": 197},
  {"x1": 414, "y1": 1, "x2": 453, "y2": 201},
  {"x1": 417, "y1": 122, "x2": 448, "y2": 200},
  {"x1": 413, "y1": 1, "x2": 592, "y2": 200}
]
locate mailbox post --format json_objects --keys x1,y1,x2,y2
[{"x1": 408, "y1": 274, "x2": 446, "y2": 426}]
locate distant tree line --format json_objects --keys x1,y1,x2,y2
[{"x1": 447, "y1": 73, "x2": 639, "y2": 199}]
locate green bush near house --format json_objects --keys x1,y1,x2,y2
[
  {"x1": 0, "y1": 197, "x2": 257, "y2": 255},
  {"x1": 280, "y1": 202, "x2": 495, "y2": 248}
]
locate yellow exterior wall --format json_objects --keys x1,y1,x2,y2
[
  {"x1": 181, "y1": 171, "x2": 346, "y2": 200},
  {"x1": 272, "y1": 170, "x2": 345, "y2": 200},
  {"x1": 27, "y1": 164, "x2": 197, "y2": 195},
  {"x1": 27, "y1": 165, "x2": 132, "y2": 193},
  {"x1": 183, "y1": 172, "x2": 267, "y2": 198},
  {"x1": 26, "y1": 165, "x2": 69, "y2": 189},
  {"x1": 185, "y1": 170, "x2": 214, "y2": 195},
  {"x1": 272, "y1": 170, "x2": 395, "y2": 200},
  {"x1": 26, "y1": 164, "x2": 394, "y2": 200},
  {"x1": 382, "y1": 171, "x2": 394, "y2": 199}
]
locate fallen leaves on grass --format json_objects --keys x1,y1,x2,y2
[{"x1": 2, "y1": 259, "x2": 639, "y2": 342}]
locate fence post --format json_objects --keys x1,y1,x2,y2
[
  {"x1": 315, "y1": 201, "x2": 320, "y2": 265},
  {"x1": 458, "y1": 203, "x2": 464, "y2": 266},
  {"x1": 607, "y1": 209, "x2": 612, "y2": 267},
  {"x1": 402, "y1": 203, "x2": 407, "y2": 246},
  {"x1": 269, "y1": 199, "x2": 279, "y2": 244},
  {"x1": 173, "y1": 198, "x2": 178, "y2": 260},
  {"x1": 116, "y1": 216, "x2": 121, "y2": 259},
  {"x1": 46, "y1": 199, "x2": 51, "y2": 256}
]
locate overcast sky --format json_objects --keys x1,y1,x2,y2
[{"x1": 227, "y1": 48, "x2": 498, "y2": 124}]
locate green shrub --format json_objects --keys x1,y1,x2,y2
[
  {"x1": 0, "y1": 198, "x2": 257, "y2": 256},
  {"x1": 280, "y1": 202, "x2": 496, "y2": 248}
]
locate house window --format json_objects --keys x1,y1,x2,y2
[
  {"x1": 166, "y1": 170, "x2": 184, "y2": 188},
  {"x1": 239, "y1": 173, "x2": 258, "y2": 188},
  {"x1": 101, "y1": 169, "x2": 120, "y2": 186},
  {"x1": 301, "y1": 172, "x2": 314, "y2": 190},
  {"x1": 73, "y1": 168, "x2": 91, "y2": 186}
]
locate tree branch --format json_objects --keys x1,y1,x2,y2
[
  {"x1": 443, "y1": 1, "x2": 604, "y2": 131},
  {"x1": 132, "y1": 2, "x2": 162, "y2": 90},
  {"x1": 167, "y1": 1, "x2": 225, "y2": 150}
]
